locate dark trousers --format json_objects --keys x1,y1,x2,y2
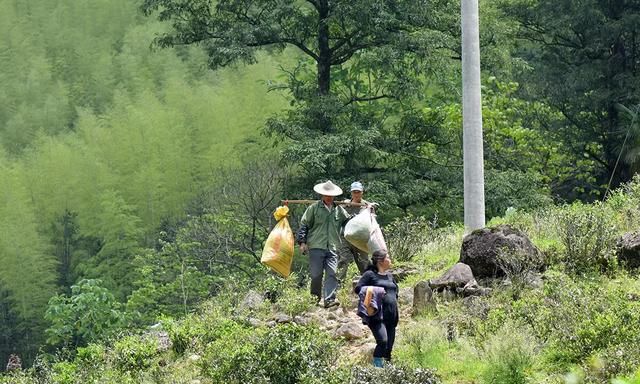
[{"x1": 367, "y1": 318, "x2": 397, "y2": 359}]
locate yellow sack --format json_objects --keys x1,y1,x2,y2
[{"x1": 261, "y1": 206, "x2": 294, "y2": 278}]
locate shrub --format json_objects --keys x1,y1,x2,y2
[
  {"x1": 200, "y1": 323, "x2": 339, "y2": 384},
  {"x1": 257, "y1": 324, "x2": 338, "y2": 384},
  {"x1": 0, "y1": 371, "x2": 34, "y2": 384},
  {"x1": 481, "y1": 322, "x2": 538, "y2": 384},
  {"x1": 613, "y1": 369, "x2": 640, "y2": 384},
  {"x1": 537, "y1": 272, "x2": 640, "y2": 376},
  {"x1": 350, "y1": 364, "x2": 441, "y2": 384},
  {"x1": 495, "y1": 247, "x2": 542, "y2": 297},
  {"x1": 112, "y1": 335, "x2": 159, "y2": 372},
  {"x1": 556, "y1": 203, "x2": 618, "y2": 275},
  {"x1": 50, "y1": 361, "x2": 78, "y2": 384},
  {"x1": 44, "y1": 279, "x2": 128, "y2": 348},
  {"x1": 165, "y1": 314, "x2": 248, "y2": 355},
  {"x1": 269, "y1": 273, "x2": 314, "y2": 317},
  {"x1": 385, "y1": 214, "x2": 435, "y2": 262},
  {"x1": 605, "y1": 174, "x2": 640, "y2": 231}
]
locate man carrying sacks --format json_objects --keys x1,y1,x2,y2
[{"x1": 297, "y1": 180, "x2": 350, "y2": 308}]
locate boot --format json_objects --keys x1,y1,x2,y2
[{"x1": 372, "y1": 357, "x2": 384, "y2": 368}]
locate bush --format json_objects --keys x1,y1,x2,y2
[
  {"x1": 614, "y1": 369, "x2": 640, "y2": 384},
  {"x1": 260, "y1": 273, "x2": 314, "y2": 317},
  {"x1": 536, "y1": 272, "x2": 640, "y2": 376},
  {"x1": 605, "y1": 174, "x2": 640, "y2": 231},
  {"x1": 556, "y1": 203, "x2": 618, "y2": 275},
  {"x1": 50, "y1": 361, "x2": 78, "y2": 384},
  {"x1": 112, "y1": 335, "x2": 159, "y2": 372},
  {"x1": 200, "y1": 323, "x2": 340, "y2": 384},
  {"x1": 481, "y1": 323, "x2": 538, "y2": 384},
  {"x1": 256, "y1": 324, "x2": 338, "y2": 384},
  {"x1": 495, "y1": 247, "x2": 543, "y2": 297},
  {"x1": 0, "y1": 371, "x2": 34, "y2": 384},
  {"x1": 350, "y1": 364, "x2": 441, "y2": 384},
  {"x1": 164, "y1": 314, "x2": 247, "y2": 355},
  {"x1": 385, "y1": 214, "x2": 435, "y2": 262},
  {"x1": 44, "y1": 279, "x2": 128, "y2": 348}
]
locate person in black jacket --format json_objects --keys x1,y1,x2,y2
[{"x1": 354, "y1": 249, "x2": 398, "y2": 368}]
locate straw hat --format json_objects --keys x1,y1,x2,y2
[{"x1": 313, "y1": 180, "x2": 343, "y2": 197}]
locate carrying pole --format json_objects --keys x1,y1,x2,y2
[{"x1": 281, "y1": 199, "x2": 369, "y2": 207}]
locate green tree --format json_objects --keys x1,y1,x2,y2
[
  {"x1": 142, "y1": 0, "x2": 473, "y2": 220},
  {"x1": 128, "y1": 156, "x2": 286, "y2": 323},
  {"x1": 44, "y1": 279, "x2": 127, "y2": 348},
  {"x1": 75, "y1": 190, "x2": 143, "y2": 301},
  {"x1": 499, "y1": 0, "x2": 640, "y2": 199},
  {"x1": 0, "y1": 163, "x2": 57, "y2": 366}
]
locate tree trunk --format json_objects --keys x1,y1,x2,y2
[
  {"x1": 461, "y1": 0, "x2": 485, "y2": 232},
  {"x1": 317, "y1": 0, "x2": 331, "y2": 96}
]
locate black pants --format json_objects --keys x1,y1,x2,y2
[{"x1": 367, "y1": 318, "x2": 397, "y2": 359}]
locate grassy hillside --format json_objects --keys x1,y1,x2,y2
[{"x1": 4, "y1": 177, "x2": 640, "y2": 384}]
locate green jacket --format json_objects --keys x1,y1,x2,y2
[{"x1": 298, "y1": 201, "x2": 350, "y2": 251}]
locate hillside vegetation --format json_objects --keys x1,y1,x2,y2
[
  {"x1": 3, "y1": 177, "x2": 640, "y2": 384},
  {"x1": 2, "y1": 0, "x2": 640, "y2": 382}
]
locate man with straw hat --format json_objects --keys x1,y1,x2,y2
[{"x1": 297, "y1": 180, "x2": 350, "y2": 308}]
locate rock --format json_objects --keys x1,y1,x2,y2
[
  {"x1": 246, "y1": 317, "x2": 263, "y2": 327},
  {"x1": 429, "y1": 263, "x2": 477, "y2": 291},
  {"x1": 326, "y1": 311, "x2": 339, "y2": 321},
  {"x1": 239, "y1": 290, "x2": 265, "y2": 312},
  {"x1": 617, "y1": 231, "x2": 640, "y2": 269},
  {"x1": 460, "y1": 225, "x2": 543, "y2": 279},
  {"x1": 412, "y1": 281, "x2": 435, "y2": 316},
  {"x1": 523, "y1": 271, "x2": 544, "y2": 289},
  {"x1": 144, "y1": 330, "x2": 172, "y2": 353},
  {"x1": 274, "y1": 313, "x2": 292, "y2": 323},
  {"x1": 323, "y1": 320, "x2": 340, "y2": 331},
  {"x1": 6, "y1": 354, "x2": 21, "y2": 371},
  {"x1": 457, "y1": 279, "x2": 491, "y2": 297},
  {"x1": 398, "y1": 287, "x2": 414, "y2": 307},
  {"x1": 333, "y1": 322, "x2": 365, "y2": 340},
  {"x1": 293, "y1": 315, "x2": 310, "y2": 326}
]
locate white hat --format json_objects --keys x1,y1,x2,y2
[
  {"x1": 313, "y1": 180, "x2": 343, "y2": 196},
  {"x1": 350, "y1": 181, "x2": 364, "y2": 192}
]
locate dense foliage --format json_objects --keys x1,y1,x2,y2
[
  {"x1": 500, "y1": 0, "x2": 640, "y2": 199},
  {"x1": 2, "y1": 0, "x2": 640, "y2": 381}
]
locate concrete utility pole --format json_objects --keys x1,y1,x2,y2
[{"x1": 461, "y1": 0, "x2": 485, "y2": 232}]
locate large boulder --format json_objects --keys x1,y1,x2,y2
[
  {"x1": 428, "y1": 262, "x2": 490, "y2": 297},
  {"x1": 617, "y1": 231, "x2": 640, "y2": 269},
  {"x1": 460, "y1": 225, "x2": 543, "y2": 279}
]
